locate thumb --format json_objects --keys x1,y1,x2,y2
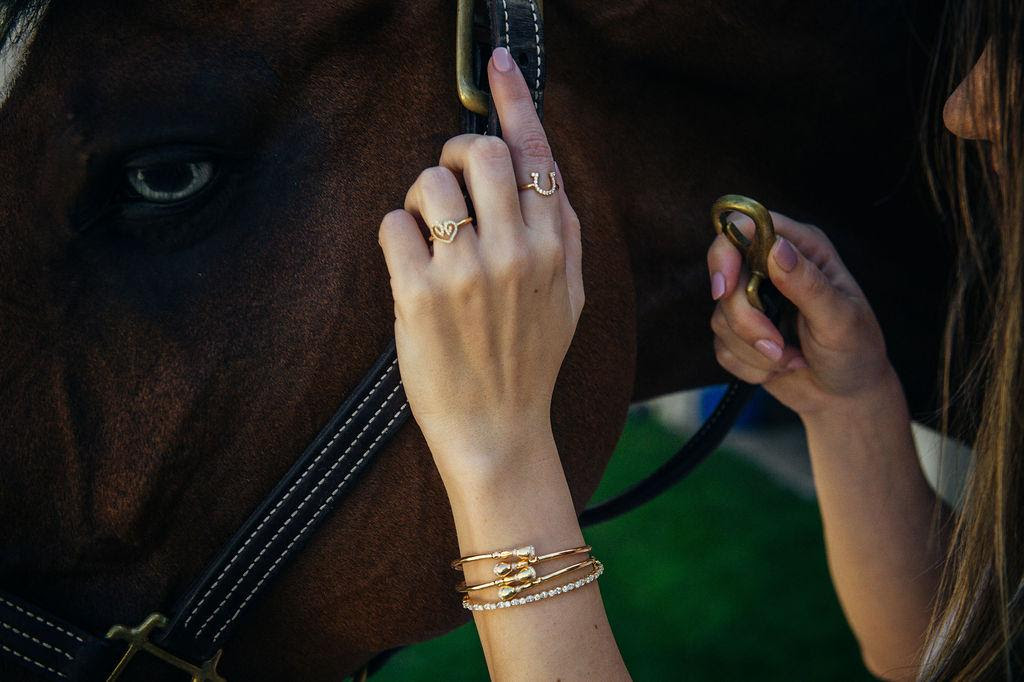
[{"x1": 767, "y1": 236, "x2": 844, "y2": 330}]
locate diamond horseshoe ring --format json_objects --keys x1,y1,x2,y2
[
  {"x1": 518, "y1": 171, "x2": 559, "y2": 197},
  {"x1": 429, "y1": 217, "x2": 474, "y2": 244}
]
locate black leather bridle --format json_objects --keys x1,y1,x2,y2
[{"x1": 0, "y1": 2, "x2": 759, "y2": 679}]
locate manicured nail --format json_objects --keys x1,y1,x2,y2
[
  {"x1": 773, "y1": 237, "x2": 798, "y2": 272},
  {"x1": 787, "y1": 356, "x2": 809, "y2": 371},
  {"x1": 711, "y1": 272, "x2": 726, "y2": 300},
  {"x1": 493, "y1": 47, "x2": 514, "y2": 72},
  {"x1": 754, "y1": 339, "x2": 784, "y2": 362}
]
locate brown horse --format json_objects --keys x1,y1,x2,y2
[{"x1": 0, "y1": 1, "x2": 947, "y2": 679}]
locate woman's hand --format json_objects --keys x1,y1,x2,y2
[
  {"x1": 378, "y1": 47, "x2": 583, "y2": 491},
  {"x1": 707, "y1": 213, "x2": 898, "y2": 417}
]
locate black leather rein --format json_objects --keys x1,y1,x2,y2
[{"x1": 0, "y1": 2, "x2": 756, "y2": 679}]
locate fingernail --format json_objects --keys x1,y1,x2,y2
[
  {"x1": 754, "y1": 339, "x2": 784, "y2": 362},
  {"x1": 786, "y1": 356, "x2": 809, "y2": 371},
  {"x1": 773, "y1": 237, "x2": 798, "y2": 272},
  {"x1": 493, "y1": 47, "x2": 514, "y2": 72},
  {"x1": 711, "y1": 272, "x2": 726, "y2": 300}
]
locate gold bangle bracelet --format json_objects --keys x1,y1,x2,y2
[
  {"x1": 452, "y1": 545, "x2": 536, "y2": 570},
  {"x1": 460, "y1": 558, "x2": 598, "y2": 600},
  {"x1": 463, "y1": 561, "x2": 605, "y2": 611},
  {"x1": 456, "y1": 547, "x2": 594, "y2": 592},
  {"x1": 492, "y1": 545, "x2": 592, "y2": 577},
  {"x1": 457, "y1": 565, "x2": 539, "y2": 593},
  {"x1": 452, "y1": 544, "x2": 591, "y2": 572}
]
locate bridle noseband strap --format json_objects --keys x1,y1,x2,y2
[
  {"x1": 0, "y1": 591, "x2": 120, "y2": 681},
  {"x1": 0, "y1": 344, "x2": 410, "y2": 681},
  {"x1": 154, "y1": 343, "x2": 409, "y2": 663}
]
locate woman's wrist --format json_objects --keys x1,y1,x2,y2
[
  {"x1": 444, "y1": 451, "x2": 586, "y2": 588},
  {"x1": 798, "y1": 366, "x2": 913, "y2": 466},
  {"x1": 798, "y1": 364, "x2": 907, "y2": 426},
  {"x1": 429, "y1": 422, "x2": 563, "y2": 493},
  {"x1": 438, "y1": 433, "x2": 580, "y2": 537}
]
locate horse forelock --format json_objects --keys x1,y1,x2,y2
[{"x1": 0, "y1": 0, "x2": 47, "y2": 108}]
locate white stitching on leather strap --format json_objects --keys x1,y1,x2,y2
[
  {"x1": 528, "y1": 0, "x2": 541, "y2": 109},
  {"x1": 0, "y1": 643, "x2": 67, "y2": 678},
  {"x1": 209, "y1": 402, "x2": 409, "y2": 644},
  {"x1": 0, "y1": 621, "x2": 73, "y2": 660},
  {"x1": 501, "y1": 0, "x2": 510, "y2": 47},
  {"x1": 0, "y1": 596, "x2": 84, "y2": 644},
  {"x1": 193, "y1": 376, "x2": 401, "y2": 630},
  {"x1": 194, "y1": 382, "x2": 405, "y2": 638},
  {"x1": 183, "y1": 358, "x2": 398, "y2": 629}
]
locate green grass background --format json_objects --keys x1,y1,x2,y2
[{"x1": 377, "y1": 413, "x2": 873, "y2": 680}]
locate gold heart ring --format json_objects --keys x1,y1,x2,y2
[{"x1": 429, "y1": 217, "x2": 474, "y2": 244}]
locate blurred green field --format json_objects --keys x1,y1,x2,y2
[{"x1": 377, "y1": 412, "x2": 873, "y2": 681}]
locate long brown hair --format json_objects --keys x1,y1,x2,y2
[{"x1": 921, "y1": 0, "x2": 1024, "y2": 678}]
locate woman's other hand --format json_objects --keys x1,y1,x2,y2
[
  {"x1": 378, "y1": 47, "x2": 583, "y2": 492},
  {"x1": 707, "y1": 213, "x2": 897, "y2": 417}
]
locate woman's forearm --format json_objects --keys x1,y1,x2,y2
[
  {"x1": 802, "y1": 370, "x2": 949, "y2": 678},
  {"x1": 440, "y1": 432, "x2": 630, "y2": 682},
  {"x1": 379, "y1": 48, "x2": 626, "y2": 680}
]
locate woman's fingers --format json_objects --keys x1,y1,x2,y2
[
  {"x1": 767, "y1": 237, "x2": 853, "y2": 337},
  {"x1": 379, "y1": 209, "x2": 430, "y2": 290},
  {"x1": 716, "y1": 267, "x2": 787, "y2": 355},
  {"x1": 438, "y1": 134, "x2": 522, "y2": 246},
  {"x1": 488, "y1": 47, "x2": 560, "y2": 234},
  {"x1": 709, "y1": 211, "x2": 853, "y2": 298},
  {"x1": 768, "y1": 213, "x2": 843, "y2": 272},
  {"x1": 711, "y1": 300, "x2": 802, "y2": 372},
  {"x1": 555, "y1": 165, "x2": 584, "y2": 321},
  {"x1": 713, "y1": 337, "x2": 775, "y2": 386},
  {"x1": 708, "y1": 209, "x2": 861, "y2": 345},
  {"x1": 404, "y1": 166, "x2": 479, "y2": 263},
  {"x1": 768, "y1": 214, "x2": 862, "y2": 296},
  {"x1": 707, "y1": 210, "x2": 893, "y2": 413},
  {"x1": 707, "y1": 231, "x2": 744, "y2": 301}
]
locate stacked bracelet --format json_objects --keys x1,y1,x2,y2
[
  {"x1": 462, "y1": 561, "x2": 605, "y2": 611},
  {"x1": 452, "y1": 545, "x2": 591, "y2": 572},
  {"x1": 452, "y1": 545, "x2": 539, "y2": 570},
  {"x1": 458, "y1": 558, "x2": 598, "y2": 599},
  {"x1": 453, "y1": 543, "x2": 603, "y2": 610},
  {"x1": 455, "y1": 545, "x2": 591, "y2": 589}
]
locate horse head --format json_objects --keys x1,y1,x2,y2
[{"x1": 0, "y1": 1, "x2": 636, "y2": 677}]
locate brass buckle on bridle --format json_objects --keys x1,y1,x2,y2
[
  {"x1": 712, "y1": 195, "x2": 778, "y2": 314},
  {"x1": 105, "y1": 613, "x2": 226, "y2": 682},
  {"x1": 456, "y1": 0, "x2": 544, "y2": 116}
]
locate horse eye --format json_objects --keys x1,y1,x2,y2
[{"x1": 126, "y1": 160, "x2": 214, "y2": 203}]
